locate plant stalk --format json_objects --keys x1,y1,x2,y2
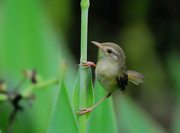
[
  {"x1": 22, "y1": 78, "x2": 59, "y2": 98},
  {"x1": 0, "y1": 78, "x2": 59, "y2": 102},
  {"x1": 79, "y1": 0, "x2": 90, "y2": 132}
]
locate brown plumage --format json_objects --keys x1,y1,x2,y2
[
  {"x1": 95, "y1": 41, "x2": 144, "y2": 92},
  {"x1": 77, "y1": 41, "x2": 145, "y2": 115}
]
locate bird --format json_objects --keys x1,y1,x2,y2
[{"x1": 77, "y1": 41, "x2": 145, "y2": 115}]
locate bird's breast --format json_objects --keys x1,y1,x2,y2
[{"x1": 95, "y1": 60, "x2": 119, "y2": 92}]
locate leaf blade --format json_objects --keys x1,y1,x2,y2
[
  {"x1": 47, "y1": 81, "x2": 78, "y2": 133},
  {"x1": 112, "y1": 93, "x2": 165, "y2": 133},
  {"x1": 87, "y1": 82, "x2": 118, "y2": 133},
  {"x1": 73, "y1": 67, "x2": 94, "y2": 121}
]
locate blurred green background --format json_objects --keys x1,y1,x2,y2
[{"x1": 0, "y1": 0, "x2": 180, "y2": 133}]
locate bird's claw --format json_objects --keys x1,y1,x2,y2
[
  {"x1": 79, "y1": 108, "x2": 88, "y2": 111},
  {"x1": 76, "y1": 107, "x2": 93, "y2": 115},
  {"x1": 79, "y1": 61, "x2": 96, "y2": 69}
]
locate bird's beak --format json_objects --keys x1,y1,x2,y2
[{"x1": 91, "y1": 41, "x2": 104, "y2": 50}]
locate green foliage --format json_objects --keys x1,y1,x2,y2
[
  {"x1": 167, "y1": 53, "x2": 180, "y2": 133},
  {"x1": 47, "y1": 81, "x2": 78, "y2": 133},
  {"x1": 0, "y1": 94, "x2": 7, "y2": 101},
  {"x1": 0, "y1": 0, "x2": 73, "y2": 132},
  {"x1": 0, "y1": 0, "x2": 178, "y2": 132},
  {"x1": 113, "y1": 94, "x2": 165, "y2": 133},
  {"x1": 171, "y1": 105, "x2": 180, "y2": 133},
  {"x1": 87, "y1": 82, "x2": 118, "y2": 133},
  {"x1": 73, "y1": 68, "x2": 94, "y2": 121},
  {"x1": 78, "y1": 0, "x2": 90, "y2": 132}
]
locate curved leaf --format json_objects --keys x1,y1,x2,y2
[
  {"x1": 73, "y1": 68, "x2": 80, "y2": 120},
  {"x1": 87, "y1": 81, "x2": 118, "y2": 133},
  {"x1": 47, "y1": 81, "x2": 77, "y2": 133},
  {"x1": 73, "y1": 67, "x2": 94, "y2": 121},
  {"x1": 167, "y1": 54, "x2": 180, "y2": 133},
  {"x1": 0, "y1": 0, "x2": 75, "y2": 132},
  {"x1": 112, "y1": 93, "x2": 165, "y2": 133}
]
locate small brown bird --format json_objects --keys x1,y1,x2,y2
[{"x1": 77, "y1": 41, "x2": 144, "y2": 114}]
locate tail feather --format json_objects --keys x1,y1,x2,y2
[{"x1": 127, "y1": 70, "x2": 145, "y2": 85}]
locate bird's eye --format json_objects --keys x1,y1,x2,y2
[{"x1": 107, "y1": 49, "x2": 112, "y2": 53}]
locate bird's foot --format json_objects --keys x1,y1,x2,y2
[
  {"x1": 79, "y1": 61, "x2": 96, "y2": 69},
  {"x1": 76, "y1": 107, "x2": 94, "y2": 115}
]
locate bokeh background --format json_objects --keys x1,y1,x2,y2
[{"x1": 0, "y1": 0, "x2": 180, "y2": 133}]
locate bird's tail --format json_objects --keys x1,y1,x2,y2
[{"x1": 127, "y1": 70, "x2": 145, "y2": 85}]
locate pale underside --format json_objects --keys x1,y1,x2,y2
[{"x1": 95, "y1": 58, "x2": 122, "y2": 93}]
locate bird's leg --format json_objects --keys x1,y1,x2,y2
[
  {"x1": 79, "y1": 61, "x2": 96, "y2": 69},
  {"x1": 77, "y1": 93, "x2": 111, "y2": 115}
]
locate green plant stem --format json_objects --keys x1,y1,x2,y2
[
  {"x1": 79, "y1": 0, "x2": 90, "y2": 133},
  {"x1": 22, "y1": 78, "x2": 59, "y2": 98},
  {"x1": 0, "y1": 78, "x2": 59, "y2": 102}
]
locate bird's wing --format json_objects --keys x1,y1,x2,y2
[{"x1": 116, "y1": 70, "x2": 128, "y2": 92}]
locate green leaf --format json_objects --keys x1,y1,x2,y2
[
  {"x1": 171, "y1": 103, "x2": 180, "y2": 133},
  {"x1": 166, "y1": 53, "x2": 180, "y2": 133},
  {"x1": 87, "y1": 81, "x2": 118, "y2": 133},
  {"x1": 113, "y1": 94, "x2": 165, "y2": 133},
  {"x1": 47, "y1": 81, "x2": 78, "y2": 133},
  {"x1": 86, "y1": 67, "x2": 94, "y2": 118},
  {"x1": 73, "y1": 68, "x2": 80, "y2": 121},
  {"x1": 73, "y1": 67, "x2": 94, "y2": 121},
  {"x1": 0, "y1": 0, "x2": 75, "y2": 132},
  {"x1": 167, "y1": 53, "x2": 180, "y2": 97},
  {"x1": 0, "y1": 0, "x2": 60, "y2": 132}
]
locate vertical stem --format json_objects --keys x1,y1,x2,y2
[{"x1": 79, "y1": 0, "x2": 90, "y2": 133}]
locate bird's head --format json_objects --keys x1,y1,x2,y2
[{"x1": 91, "y1": 41, "x2": 126, "y2": 64}]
